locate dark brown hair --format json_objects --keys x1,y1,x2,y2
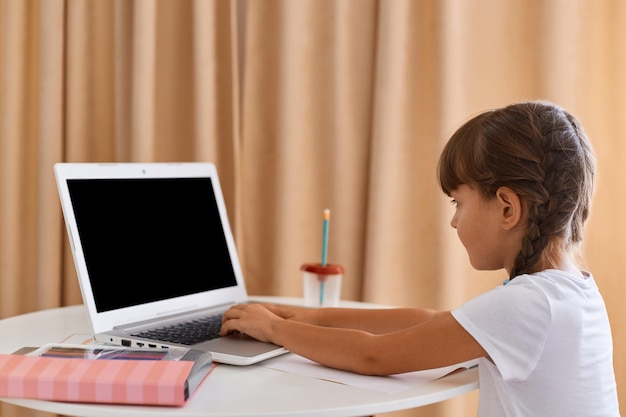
[{"x1": 438, "y1": 101, "x2": 595, "y2": 279}]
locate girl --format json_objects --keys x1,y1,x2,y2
[{"x1": 221, "y1": 101, "x2": 620, "y2": 416}]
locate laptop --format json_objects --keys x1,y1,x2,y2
[{"x1": 54, "y1": 162, "x2": 288, "y2": 365}]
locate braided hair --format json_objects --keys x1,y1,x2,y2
[{"x1": 438, "y1": 101, "x2": 595, "y2": 280}]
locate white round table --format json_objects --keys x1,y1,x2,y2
[{"x1": 0, "y1": 297, "x2": 478, "y2": 417}]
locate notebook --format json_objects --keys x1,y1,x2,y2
[{"x1": 54, "y1": 162, "x2": 288, "y2": 366}]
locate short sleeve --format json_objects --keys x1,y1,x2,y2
[{"x1": 451, "y1": 277, "x2": 552, "y2": 381}]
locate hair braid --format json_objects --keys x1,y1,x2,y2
[{"x1": 510, "y1": 109, "x2": 553, "y2": 277}]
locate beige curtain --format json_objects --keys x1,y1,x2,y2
[{"x1": 1, "y1": 1, "x2": 624, "y2": 417}]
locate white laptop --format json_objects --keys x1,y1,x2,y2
[{"x1": 54, "y1": 162, "x2": 288, "y2": 365}]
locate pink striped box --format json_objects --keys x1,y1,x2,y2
[{"x1": 0, "y1": 353, "x2": 194, "y2": 406}]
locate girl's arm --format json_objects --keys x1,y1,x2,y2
[
  {"x1": 221, "y1": 303, "x2": 486, "y2": 375},
  {"x1": 262, "y1": 303, "x2": 439, "y2": 334}
]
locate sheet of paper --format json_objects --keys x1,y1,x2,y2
[
  {"x1": 261, "y1": 353, "x2": 478, "y2": 394},
  {"x1": 59, "y1": 333, "x2": 96, "y2": 344}
]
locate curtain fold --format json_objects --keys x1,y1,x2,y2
[
  {"x1": 1, "y1": 1, "x2": 624, "y2": 417},
  {"x1": 363, "y1": 0, "x2": 444, "y2": 308},
  {"x1": 37, "y1": 0, "x2": 65, "y2": 309},
  {"x1": 240, "y1": 0, "x2": 381, "y2": 300}
]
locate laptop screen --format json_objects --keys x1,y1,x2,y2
[{"x1": 66, "y1": 177, "x2": 238, "y2": 313}]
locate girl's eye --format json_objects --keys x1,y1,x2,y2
[{"x1": 450, "y1": 199, "x2": 458, "y2": 207}]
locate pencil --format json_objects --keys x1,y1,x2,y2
[{"x1": 320, "y1": 209, "x2": 330, "y2": 305}]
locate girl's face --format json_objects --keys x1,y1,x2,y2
[{"x1": 449, "y1": 184, "x2": 510, "y2": 271}]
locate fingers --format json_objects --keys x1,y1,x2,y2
[
  {"x1": 221, "y1": 304, "x2": 245, "y2": 335},
  {"x1": 220, "y1": 304, "x2": 277, "y2": 342},
  {"x1": 220, "y1": 320, "x2": 237, "y2": 336},
  {"x1": 220, "y1": 304, "x2": 262, "y2": 335},
  {"x1": 222, "y1": 304, "x2": 243, "y2": 321}
]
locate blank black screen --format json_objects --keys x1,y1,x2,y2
[{"x1": 67, "y1": 177, "x2": 238, "y2": 312}]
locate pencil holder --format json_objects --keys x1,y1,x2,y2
[{"x1": 301, "y1": 263, "x2": 344, "y2": 308}]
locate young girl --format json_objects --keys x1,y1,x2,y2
[{"x1": 221, "y1": 101, "x2": 620, "y2": 416}]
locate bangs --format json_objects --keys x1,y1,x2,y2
[{"x1": 438, "y1": 113, "x2": 487, "y2": 196}]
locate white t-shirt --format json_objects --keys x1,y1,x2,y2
[{"x1": 452, "y1": 270, "x2": 620, "y2": 417}]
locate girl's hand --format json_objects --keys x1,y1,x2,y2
[
  {"x1": 262, "y1": 303, "x2": 316, "y2": 323},
  {"x1": 220, "y1": 303, "x2": 281, "y2": 343}
]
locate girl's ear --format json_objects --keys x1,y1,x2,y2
[{"x1": 496, "y1": 187, "x2": 523, "y2": 230}]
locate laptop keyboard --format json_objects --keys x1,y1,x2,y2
[{"x1": 132, "y1": 314, "x2": 223, "y2": 346}]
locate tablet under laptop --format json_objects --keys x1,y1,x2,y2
[{"x1": 54, "y1": 162, "x2": 287, "y2": 365}]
